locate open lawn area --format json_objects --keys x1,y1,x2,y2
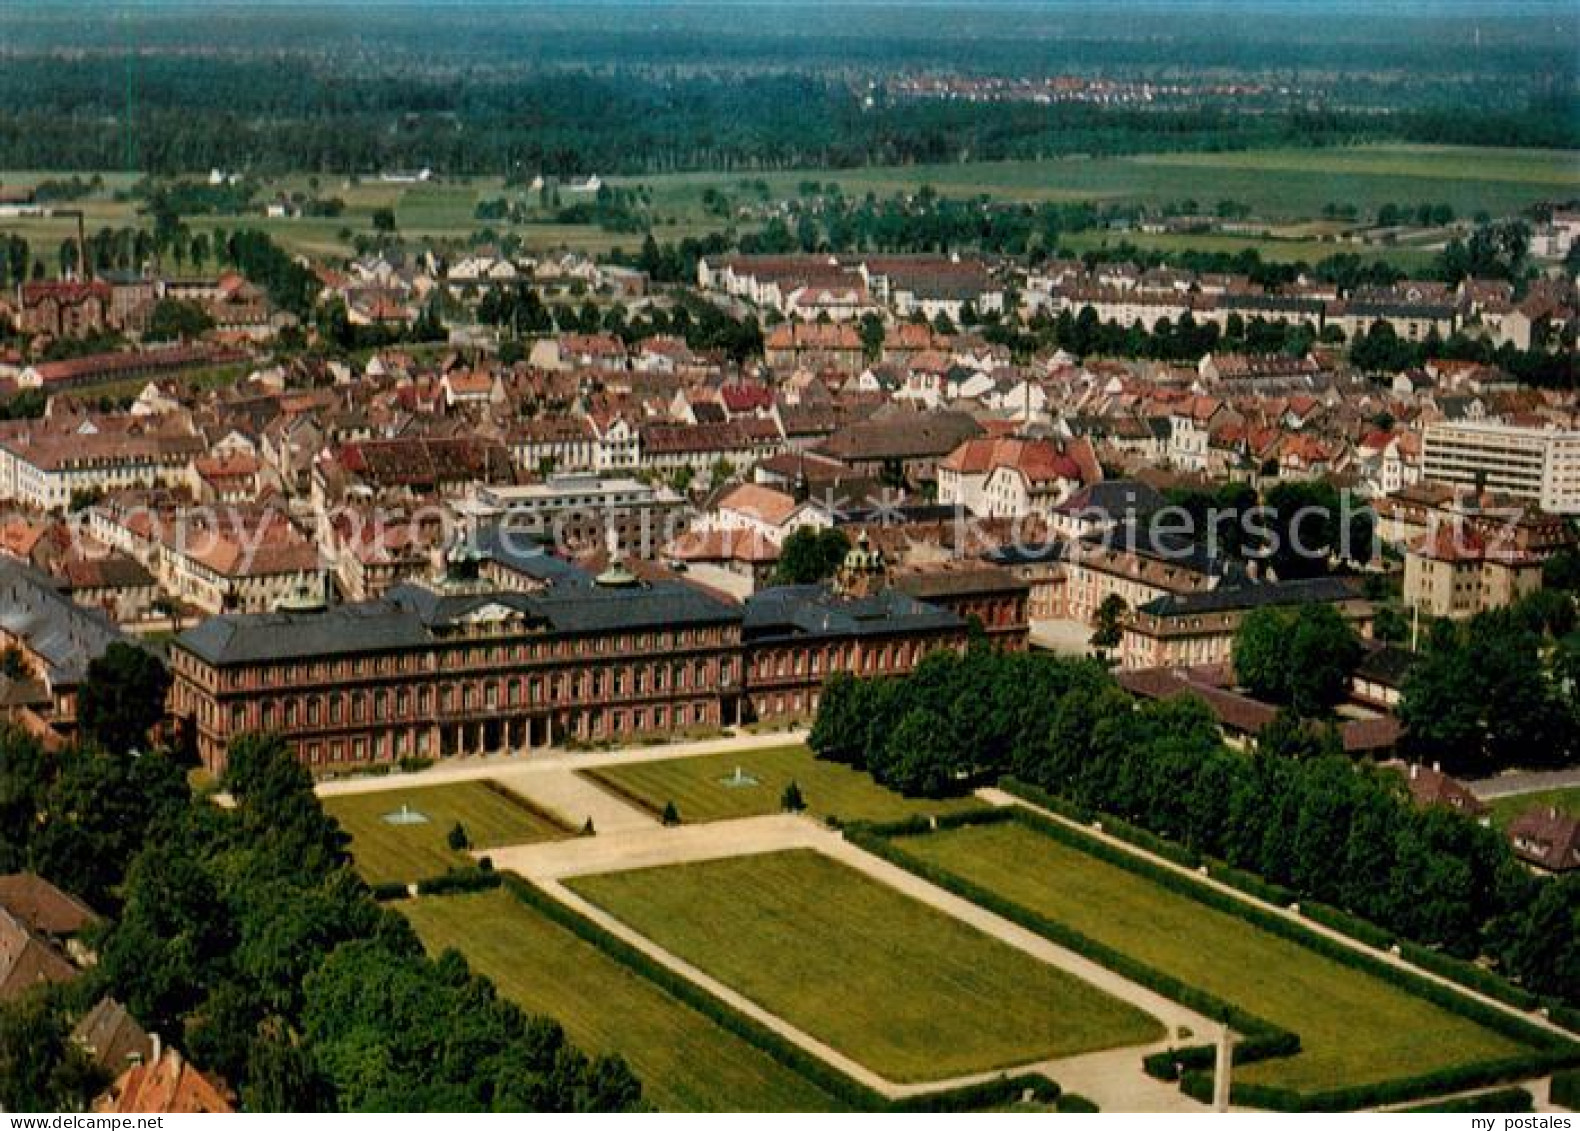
[
  {"x1": 402, "y1": 889, "x2": 848, "y2": 1111},
  {"x1": 580, "y1": 744, "x2": 983, "y2": 826},
  {"x1": 1488, "y1": 787, "x2": 1580, "y2": 830},
  {"x1": 567, "y1": 849, "x2": 1162, "y2": 1083},
  {"x1": 323, "y1": 781, "x2": 570, "y2": 885},
  {"x1": 626, "y1": 144, "x2": 1578, "y2": 225},
  {"x1": 891, "y1": 821, "x2": 1532, "y2": 1095}
]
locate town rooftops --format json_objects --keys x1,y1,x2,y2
[{"x1": 0, "y1": 905, "x2": 77, "y2": 1002}]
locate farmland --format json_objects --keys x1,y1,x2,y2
[
  {"x1": 580, "y1": 744, "x2": 983, "y2": 826},
  {"x1": 567, "y1": 848, "x2": 1164, "y2": 1083},
  {"x1": 890, "y1": 820, "x2": 1533, "y2": 1095},
  {"x1": 402, "y1": 888, "x2": 850, "y2": 1111},
  {"x1": 323, "y1": 780, "x2": 570, "y2": 885},
  {"x1": 2, "y1": 143, "x2": 1572, "y2": 269}
]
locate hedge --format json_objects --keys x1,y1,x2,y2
[
  {"x1": 369, "y1": 880, "x2": 411, "y2": 902},
  {"x1": 858, "y1": 804, "x2": 1580, "y2": 1111},
  {"x1": 1553, "y1": 1067, "x2": 1580, "y2": 1110},
  {"x1": 998, "y1": 778, "x2": 1563, "y2": 1038},
  {"x1": 1184, "y1": 1051, "x2": 1578, "y2": 1112},
  {"x1": 415, "y1": 866, "x2": 503, "y2": 896},
  {"x1": 497, "y1": 874, "x2": 1060, "y2": 1112},
  {"x1": 1401, "y1": 1086, "x2": 1533, "y2": 1113},
  {"x1": 886, "y1": 1073, "x2": 1060, "y2": 1113},
  {"x1": 1055, "y1": 1093, "x2": 1100, "y2": 1113}
]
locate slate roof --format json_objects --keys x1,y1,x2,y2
[
  {"x1": 0, "y1": 560, "x2": 126, "y2": 686},
  {"x1": 0, "y1": 874, "x2": 98, "y2": 938},
  {"x1": 1137, "y1": 576, "x2": 1362, "y2": 618},
  {"x1": 176, "y1": 577, "x2": 740, "y2": 667},
  {"x1": 742, "y1": 584, "x2": 963, "y2": 643}
]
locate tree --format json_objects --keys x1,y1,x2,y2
[
  {"x1": 770, "y1": 527, "x2": 850, "y2": 586},
  {"x1": 146, "y1": 298, "x2": 215, "y2": 342},
  {"x1": 78, "y1": 642, "x2": 171, "y2": 755},
  {"x1": 660, "y1": 800, "x2": 680, "y2": 826},
  {"x1": 1232, "y1": 604, "x2": 1361, "y2": 716},
  {"x1": 1091, "y1": 594, "x2": 1127, "y2": 650},
  {"x1": 780, "y1": 780, "x2": 806, "y2": 812},
  {"x1": 446, "y1": 822, "x2": 470, "y2": 851},
  {"x1": 371, "y1": 207, "x2": 397, "y2": 234},
  {"x1": 0, "y1": 990, "x2": 104, "y2": 1113}
]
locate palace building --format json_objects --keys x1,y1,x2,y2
[{"x1": 169, "y1": 536, "x2": 998, "y2": 774}]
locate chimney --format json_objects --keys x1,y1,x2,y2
[
  {"x1": 1410, "y1": 763, "x2": 1420, "y2": 781},
  {"x1": 150, "y1": 1031, "x2": 162, "y2": 1064},
  {"x1": 1432, "y1": 761, "x2": 1441, "y2": 774}
]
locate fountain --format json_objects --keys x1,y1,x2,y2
[
  {"x1": 718, "y1": 764, "x2": 761, "y2": 789},
  {"x1": 382, "y1": 803, "x2": 430, "y2": 825}
]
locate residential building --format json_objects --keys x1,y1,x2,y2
[{"x1": 1421, "y1": 422, "x2": 1580, "y2": 514}]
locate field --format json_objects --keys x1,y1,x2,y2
[
  {"x1": 402, "y1": 888, "x2": 849, "y2": 1111},
  {"x1": 891, "y1": 821, "x2": 1531, "y2": 1095},
  {"x1": 1487, "y1": 786, "x2": 1580, "y2": 830},
  {"x1": 566, "y1": 849, "x2": 1163, "y2": 1082},
  {"x1": 3, "y1": 143, "x2": 1572, "y2": 269},
  {"x1": 323, "y1": 781, "x2": 570, "y2": 885},
  {"x1": 580, "y1": 744, "x2": 984, "y2": 826}
]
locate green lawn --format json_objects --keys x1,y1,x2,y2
[
  {"x1": 1488, "y1": 787, "x2": 1580, "y2": 831},
  {"x1": 323, "y1": 781, "x2": 570, "y2": 885},
  {"x1": 567, "y1": 849, "x2": 1163, "y2": 1083},
  {"x1": 892, "y1": 821, "x2": 1531, "y2": 1095},
  {"x1": 402, "y1": 889, "x2": 849, "y2": 1111},
  {"x1": 580, "y1": 744, "x2": 984, "y2": 826}
]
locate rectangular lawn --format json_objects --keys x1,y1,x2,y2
[
  {"x1": 892, "y1": 821, "x2": 1531, "y2": 1094},
  {"x1": 566, "y1": 849, "x2": 1163, "y2": 1083},
  {"x1": 324, "y1": 781, "x2": 570, "y2": 885},
  {"x1": 402, "y1": 889, "x2": 847, "y2": 1111},
  {"x1": 581, "y1": 744, "x2": 983, "y2": 826}
]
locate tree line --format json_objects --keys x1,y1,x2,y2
[{"x1": 808, "y1": 647, "x2": 1577, "y2": 1004}]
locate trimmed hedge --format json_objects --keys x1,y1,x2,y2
[
  {"x1": 861, "y1": 803, "x2": 1580, "y2": 1111},
  {"x1": 497, "y1": 874, "x2": 1060, "y2": 1113},
  {"x1": 887, "y1": 1073, "x2": 1060, "y2": 1113},
  {"x1": 415, "y1": 866, "x2": 502, "y2": 896},
  {"x1": 1056, "y1": 1093, "x2": 1100, "y2": 1113},
  {"x1": 369, "y1": 880, "x2": 411, "y2": 902},
  {"x1": 1185, "y1": 1052, "x2": 1578, "y2": 1112},
  {"x1": 998, "y1": 777, "x2": 1565, "y2": 1039},
  {"x1": 1553, "y1": 1067, "x2": 1580, "y2": 1110},
  {"x1": 1402, "y1": 1086, "x2": 1533, "y2": 1113}
]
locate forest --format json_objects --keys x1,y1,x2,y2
[{"x1": 0, "y1": 1, "x2": 1575, "y2": 176}]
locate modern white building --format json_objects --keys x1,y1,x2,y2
[{"x1": 1422, "y1": 422, "x2": 1580, "y2": 514}]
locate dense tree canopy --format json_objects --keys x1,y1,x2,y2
[{"x1": 1233, "y1": 604, "x2": 1363, "y2": 717}]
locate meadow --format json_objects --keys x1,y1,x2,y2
[
  {"x1": 402, "y1": 888, "x2": 849, "y2": 1111},
  {"x1": 323, "y1": 780, "x2": 570, "y2": 885},
  {"x1": 566, "y1": 848, "x2": 1164, "y2": 1083},
  {"x1": 890, "y1": 820, "x2": 1533, "y2": 1095},
  {"x1": 579, "y1": 744, "x2": 983, "y2": 826},
  {"x1": 3, "y1": 143, "x2": 1571, "y2": 268}
]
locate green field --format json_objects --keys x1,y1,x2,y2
[
  {"x1": 581, "y1": 745, "x2": 984, "y2": 826},
  {"x1": 567, "y1": 849, "x2": 1163, "y2": 1083},
  {"x1": 5, "y1": 143, "x2": 1572, "y2": 269},
  {"x1": 891, "y1": 821, "x2": 1531, "y2": 1095},
  {"x1": 1487, "y1": 787, "x2": 1580, "y2": 830},
  {"x1": 402, "y1": 888, "x2": 849, "y2": 1111},
  {"x1": 323, "y1": 781, "x2": 570, "y2": 885}
]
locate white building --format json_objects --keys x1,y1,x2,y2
[{"x1": 1422, "y1": 422, "x2": 1580, "y2": 515}]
